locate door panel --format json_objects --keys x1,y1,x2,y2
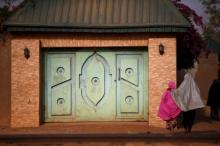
[
  {"x1": 76, "y1": 51, "x2": 115, "y2": 121},
  {"x1": 116, "y1": 54, "x2": 145, "y2": 119},
  {"x1": 120, "y1": 57, "x2": 139, "y2": 86},
  {"x1": 51, "y1": 84, "x2": 72, "y2": 116},
  {"x1": 51, "y1": 57, "x2": 71, "y2": 86},
  {"x1": 44, "y1": 49, "x2": 147, "y2": 122},
  {"x1": 120, "y1": 83, "x2": 139, "y2": 113},
  {"x1": 45, "y1": 53, "x2": 75, "y2": 122},
  {"x1": 79, "y1": 52, "x2": 112, "y2": 108}
]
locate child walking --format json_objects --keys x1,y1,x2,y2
[
  {"x1": 158, "y1": 81, "x2": 181, "y2": 132},
  {"x1": 172, "y1": 59, "x2": 205, "y2": 133}
]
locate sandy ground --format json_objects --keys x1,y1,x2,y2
[
  {"x1": 0, "y1": 121, "x2": 220, "y2": 145},
  {"x1": 0, "y1": 113, "x2": 219, "y2": 146}
]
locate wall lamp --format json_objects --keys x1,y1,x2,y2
[
  {"x1": 159, "y1": 43, "x2": 165, "y2": 55},
  {"x1": 24, "y1": 47, "x2": 30, "y2": 59}
]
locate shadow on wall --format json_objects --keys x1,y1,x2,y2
[
  {"x1": 177, "y1": 52, "x2": 218, "y2": 121},
  {"x1": 196, "y1": 53, "x2": 218, "y2": 118},
  {"x1": 0, "y1": 36, "x2": 11, "y2": 127}
]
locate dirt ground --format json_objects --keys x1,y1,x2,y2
[{"x1": 0, "y1": 117, "x2": 220, "y2": 146}]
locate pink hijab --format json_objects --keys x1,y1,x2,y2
[
  {"x1": 168, "y1": 81, "x2": 176, "y2": 90},
  {"x1": 157, "y1": 81, "x2": 181, "y2": 121}
]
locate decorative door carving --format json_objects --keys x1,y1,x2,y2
[
  {"x1": 45, "y1": 53, "x2": 75, "y2": 122},
  {"x1": 44, "y1": 49, "x2": 147, "y2": 122},
  {"x1": 116, "y1": 54, "x2": 145, "y2": 119},
  {"x1": 79, "y1": 52, "x2": 112, "y2": 109}
]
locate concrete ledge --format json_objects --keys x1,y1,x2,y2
[{"x1": 0, "y1": 132, "x2": 220, "y2": 141}]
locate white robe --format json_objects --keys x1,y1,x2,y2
[{"x1": 172, "y1": 72, "x2": 205, "y2": 112}]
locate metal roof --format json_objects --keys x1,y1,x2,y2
[{"x1": 4, "y1": 0, "x2": 191, "y2": 33}]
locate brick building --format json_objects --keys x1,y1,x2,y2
[{"x1": 0, "y1": 0, "x2": 190, "y2": 128}]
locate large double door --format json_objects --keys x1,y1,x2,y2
[{"x1": 43, "y1": 49, "x2": 148, "y2": 122}]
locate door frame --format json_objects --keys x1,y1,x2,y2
[{"x1": 41, "y1": 47, "x2": 148, "y2": 123}]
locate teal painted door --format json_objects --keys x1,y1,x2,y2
[
  {"x1": 116, "y1": 54, "x2": 146, "y2": 119},
  {"x1": 75, "y1": 51, "x2": 116, "y2": 121},
  {"x1": 44, "y1": 53, "x2": 75, "y2": 122},
  {"x1": 44, "y1": 49, "x2": 148, "y2": 122}
]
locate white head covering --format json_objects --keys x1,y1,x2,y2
[{"x1": 172, "y1": 60, "x2": 204, "y2": 111}]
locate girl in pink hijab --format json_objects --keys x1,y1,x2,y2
[{"x1": 158, "y1": 81, "x2": 181, "y2": 132}]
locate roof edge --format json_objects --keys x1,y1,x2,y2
[
  {"x1": 4, "y1": 23, "x2": 191, "y2": 29},
  {"x1": 5, "y1": 26, "x2": 189, "y2": 33}
]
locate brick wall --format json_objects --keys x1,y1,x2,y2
[
  {"x1": 40, "y1": 33, "x2": 148, "y2": 47},
  {"x1": 11, "y1": 39, "x2": 40, "y2": 127},
  {"x1": 10, "y1": 34, "x2": 176, "y2": 128},
  {"x1": 148, "y1": 38, "x2": 177, "y2": 127}
]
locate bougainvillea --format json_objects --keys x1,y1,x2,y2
[
  {"x1": 172, "y1": 0, "x2": 206, "y2": 69},
  {"x1": 0, "y1": 0, "x2": 19, "y2": 38},
  {"x1": 200, "y1": 0, "x2": 220, "y2": 42}
]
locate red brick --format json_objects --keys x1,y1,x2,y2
[{"x1": 10, "y1": 34, "x2": 176, "y2": 128}]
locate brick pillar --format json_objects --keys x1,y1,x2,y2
[
  {"x1": 148, "y1": 37, "x2": 176, "y2": 128},
  {"x1": 11, "y1": 39, "x2": 40, "y2": 127}
]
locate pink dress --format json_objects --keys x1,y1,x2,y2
[{"x1": 158, "y1": 89, "x2": 181, "y2": 121}]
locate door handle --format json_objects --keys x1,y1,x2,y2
[{"x1": 118, "y1": 68, "x2": 121, "y2": 81}]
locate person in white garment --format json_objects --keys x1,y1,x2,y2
[{"x1": 172, "y1": 58, "x2": 205, "y2": 133}]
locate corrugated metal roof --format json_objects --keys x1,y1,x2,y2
[{"x1": 4, "y1": 0, "x2": 191, "y2": 33}]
